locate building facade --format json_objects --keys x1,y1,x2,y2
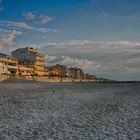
[
  {"x1": 0, "y1": 48, "x2": 97, "y2": 81},
  {"x1": 47, "y1": 64, "x2": 67, "y2": 77},
  {"x1": 18, "y1": 65, "x2": 34, "y2": 78},
  {"x1": 0, "y1": 61, "x2": 9, "y2": 75},
  {"x1": 66, "y1": 67, "x2": 84, "y2": 79},
  {"x1": 12, "y1": 47, "x2": 45, "y2": 77},
  {"x1": 0, "y1": 53, "x2": 18, "y2": 76},
  {"x1": 75, "y1": 68, "x2": 84, "y2": 79}
]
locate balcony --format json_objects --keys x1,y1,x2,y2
[
  {"x1": 35, "y1": 62, "x2": 44, "y2": 67},
  {"x1": 7, "y1": 65, "x2": 18, "y2": 69},
  {"x1": 34, "y1": 67, "x2": 44, "y2": 71},
  {"x1": 0, "y1": 58, "x2": 8, "y2": 62},
  {"x1": 19, "y1": 66, "x2": 33, "y2": 71},
  {"x1": 36, "y1": 57, "x2": 45, "y2": 62}
]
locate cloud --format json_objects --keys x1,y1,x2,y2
[
  {"x1": 47, "y1": 29, "x2": 59, "y2": 33},
  {"x1": 60, "y1": 56, "x2": 100, "y2": 70},
  {"x1": 38, "y1": 40, "x2": 140, "y2": 80},
  {"x1": 39, "y1": 15, "x2": 53, "y2": 24},
  {"x1": 45, "y1": 55, "x2": 100, "y2": 71},
  {"x1": 0, "y1": 20, "x2": 33, "y2": 30},
  {"x1": 45, "y1": 55, "x2": 57, "y2": 62},
  {"x1": 37, "y1": 28, "x2": 48, "y2": 33},
  {"x1": 22, "y1": 12, "x2": 35, "y2": 20},
  {"x1": 37, "y1": 28, "x2": 59, "y2": 33},
  {"x1": 0, "y1": 29, "x2": 22, "y2": 51}
]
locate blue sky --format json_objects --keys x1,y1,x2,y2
[{"x1": 0, "y1": 0, "x2": 140, "y2": 80}]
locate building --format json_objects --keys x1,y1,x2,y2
[
  {"x1": 18, "y1": 65, "x2": 34, "y2": 78},
  {"x1": 0, "y1": 53, "x2": 9, "y2": 75},
  {"x1": 83, "y1": 73, "x2": 97, "y2": 81},
  {"x1": 47, "y1": 64, "x2": 67, "y2": 77},
  {"x1": 66, "y1": 67, "x2": 84, "y2": 79},
  {"x1": 0, "y1": 61, "x2": 9, "y2": 75},
  {"x1": 66, "y1": 67, "x2": 76, "y2": 78},
  {"x1": 0, "y1": 53, "x2": 18, "y2": 76},
  {"x1": 65, "y1": 67, "x2": 71, "y2": 78},
  {"x1": 44, "y1": 66, "x2": 52, "y2": 77},
  {"x1": 12, "y1": 47, "x2": 45, "y2": 77},
  {"x1": 0, "y1": 61, "x2": 9, "y2": 81},
  {"x1": 75, "y1": 68, "x2": 84, "y2": 79}
]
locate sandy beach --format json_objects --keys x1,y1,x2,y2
[{"x1": 0, "y1": 80, "x2": 140, "y2": 140}]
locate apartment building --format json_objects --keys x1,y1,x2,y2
[
  {"x1": 47, "y1": 64, "x2": 67, "y2": 77},
  {"x1": 75, "y1": 68, "x2": 84, "y2": 79},
  {"x1": 12, "y1": 47, "x2": 45, "y2": 77},
  {"x1": 0, "y1": 53, "x2": 18, "y2": 76},
  {"x1": 18, "y1": 65, "x2": 34, "y2": 78},
  {"x1": 66, "y1": 67, "x2": 84, "y2": 79},
  {"x1": 0, "y1": 61, "x2": 9, "y2": 75},
  {"x1": 66, "y1": 67, "x2": 76, "y2": 78}
]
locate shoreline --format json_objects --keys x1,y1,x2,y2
[{"x1": 1, "y1": 77, "x2": 140, "y2": 84}]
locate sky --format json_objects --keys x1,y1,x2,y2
[{"x1": 0, "y1": 0, "x2": 140, "y2": 80}]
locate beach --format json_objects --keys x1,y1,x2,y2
[{"x1": 0, "y1": 80, "x2": 140, "y2": 140}]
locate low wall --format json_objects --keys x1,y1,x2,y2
[
  {"x1": 0, "y1": 76, "x2": 97, "y2": 83},
  {"x1": 37, "y1": 78, "x2": 96, "y2": 83},
  {"x1": 0, "y1": 75, "x2": 8, "y2": 82}
]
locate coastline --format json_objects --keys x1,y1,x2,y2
[{"x1": 1, "y1": 76, "x2": 140, "y2": 84}]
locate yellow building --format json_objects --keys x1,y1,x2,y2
[
  {"x1": 18, "y1": 65, "x2": 34, "y2": 78},
  {"x1": 47, "y1": 64, "x2": 66, "y2": 77},
  {"x1": 0, "y1": 53, "x2": 18, "y2": 76},
  {"x1": 34, "y1": 53, "x2": 45, "y2": 76},
  {"x1": 12, "y1": 47, "x2": 45, "y2": 77}
]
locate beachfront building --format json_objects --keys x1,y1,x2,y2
[
  {"x1": 89, "y1": 74, "x2": 97, "y2": 80},
  {"x1": 44, "y1": 66, "x2": 52, "y2": 77},
  {"x1": 0, "y1": 62, "x2": 9, "y2": 75},
  {"x1": 12, "y1": 47, "x2": 45, "y2": 78},
  {"x1": 83, "y1": 73, "x2": 97, "y2": 81},
  {"x1": 0, "y1": 61, "x2": 9, "y2": 81},
  {"x1": 0, "y1": 53, "x2": 18, "y2": 77},
  {"x1": 65, "y1": 67, "x2": 71, "y2": 78},
  {"x1": 47, "y1": 64, "x2": 67, "y2": 77},
  {"x1": 0, "y1": 53, "x2": 9, "y2": 76},
  {"x1": 18, "y1": 65, "x2": 34, "y2": 79},
  {"x1": 75, "y1": 68, "x2": 84, "y2": 79},
  {"x1": 66, "y1": 67, "x2": 76, "y2": 78},
  {"x1": 66, "y1": 67, "x2": 84, "y2": 79}
]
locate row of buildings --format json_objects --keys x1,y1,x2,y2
[{"x1": 0, "y1": 47, "x2": 97, "y2": 80}]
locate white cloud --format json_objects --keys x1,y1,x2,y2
[
  {"x1": 45, "y1": 55, "x2": 100, "y2": 71},
  {"x1": 39, "y1": 15, "x2": 53, "y2": 24},
  {"x1": 47, "y1": 29, "x2": 59, "y2": 33},
  {"x1": 38, "y1": 40, "x2": 140, "y2": 80},
  {"x1": 60, "y1": 56, "x2": 100, "y2": 70},
  {"x1": 0, "y1": 20, "x2": 33, "y2": 30},
  {"x1": 22, "y1": 12, "x2": 35, "y2": 20},
  {"x1": 37, "y1": 28, "x2": 48, "y2": 33},
  {"x1": 62, "y1": 40, "x2": 140, "y2": 48},
  {"x1": 0, "y1": 29, "x2": 22, "y2": 51},
  {"x1": 37, "y1": 28, "x2": 59, "y2": 33},
  {"x1": 45, "y1": 55, "x2": 57, "y2": 62}
]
